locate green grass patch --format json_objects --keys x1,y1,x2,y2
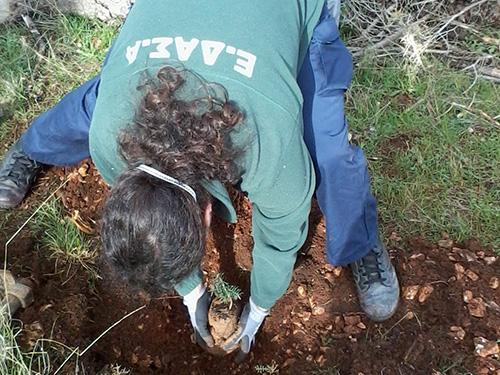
[
  {"x1": 0, "y1": 12, "x2": 117, "y2": 148},
  {"x1": 32, "y1": 198, "x2": 97, "y2": 272},
  {"x1": 348, "y1": 59, "x2": 500, "y2": 250},
  {"x1": 0, "y1": 311, "x2": 50, "y2": 374}
]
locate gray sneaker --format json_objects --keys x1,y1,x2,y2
[
  {"x1": 0, "y1": 141, "x2": 43, "y2": 209},
  {"x1": 350, "y1": 243, "x2": 400, "y2": 322}
]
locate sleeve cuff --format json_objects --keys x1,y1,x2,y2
[{"x1": 174, "y1": 268, "x2": 204, "y2": 296}]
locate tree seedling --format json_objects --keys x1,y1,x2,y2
[
  {"x1": 255, "y1": 360, "x2": 279, "y2": 374},
  {"x1": 209, "y1": 273, "x2": 241, "y2": 309}
]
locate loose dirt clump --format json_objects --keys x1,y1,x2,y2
[
  {"x1": 208, "y1": 299, "x2": 241, "y2": 344},
  {"x1": 206, "y1": 274, "x2": 242, "y2": 354},
  {"x1": 2, "y1": 161, "x2": 499, "y2": 374},
  {"x1": 207, "y1": 299, "x2": 241, "y2": 356}
]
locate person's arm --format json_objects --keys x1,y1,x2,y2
[
  {"x1": 223, "y1": 126, "x2": 316, "y2": 357},
  {"x1": 244, "y1": 2, "x2": 351, "y2": 312}
]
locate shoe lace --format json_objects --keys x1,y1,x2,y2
[
  {"x1": 0, "y1": 151, "x2": 38, "y2": 185},
  {"x1": 358, "y1": 249, "x2": 387, "y2": 287}
]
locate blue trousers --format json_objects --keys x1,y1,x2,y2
[{"x1": 20, "y1": 12, "x2": 379, "y2": 266}]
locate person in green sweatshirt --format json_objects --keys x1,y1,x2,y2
[{"x1": 0, "y1": 0, "x2": 399, "y2": 358}]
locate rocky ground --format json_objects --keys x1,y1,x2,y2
[{"x1": 3, "y1": 162, "x2": 498, "y2": 374}]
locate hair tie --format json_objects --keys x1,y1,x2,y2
[{"x1": 136, "y1": 164, "x2": 197, "y2": 202}]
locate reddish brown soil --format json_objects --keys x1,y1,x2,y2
[{"x1": 2, "y1": 162, "x2": 499, "y2": 375}]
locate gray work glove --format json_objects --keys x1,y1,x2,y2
[
  {"x1": 222, "y1": 298, "x2": 269, "y2": 362},
  {"x1": 183, "y1": 284, "x2": 215, "y2": 349}
]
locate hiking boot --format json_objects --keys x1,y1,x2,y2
[
  {"x1": 350, "y1": 243, "x2": 400, "y2": 322},
  {"x1": 0, "y1": 141, "x2": 43, "y2": 209}
]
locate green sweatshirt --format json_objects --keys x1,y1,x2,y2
[{"x1": 89, "y1": 0, "x2": 324, "y2": 309}]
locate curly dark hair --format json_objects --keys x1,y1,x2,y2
[{"x1": 101, "y1": 66, "x2": 243, "y2": 295}]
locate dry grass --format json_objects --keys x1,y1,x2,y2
[{"x1": 344, "y1": 0, "x2": 499, "y2": 79}]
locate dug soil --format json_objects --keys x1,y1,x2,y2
[{"x1": 2, "y1": 162, "x2": 499, "y2": 375}]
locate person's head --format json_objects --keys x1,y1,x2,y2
[{"x1": 101, "y1": 66, "x2": 243, "y2": 296}]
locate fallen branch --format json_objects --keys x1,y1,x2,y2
[
  {"x1": 433, "y1": 0, "x2": 490, "y2": 40},
  {"x1": 20, "y1": 13, "x2": 47, "y2": 53},
  {"x1": 477, "y1": 66, "x2": 500, "y2": 82},
  {"x1": 353, "y1": 28, "x2": 405, "y2": 58}
]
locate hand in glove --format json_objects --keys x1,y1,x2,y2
[
  {"x1": 223, "y1": 298, "x2": 269, "y2": 362},
  {"x1": 183, "y1": 283, "x2": 214, "y2": 349}
]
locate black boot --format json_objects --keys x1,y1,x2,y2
[{"x1": 0, "y1": 141, "x2": 43, "y2": 209}]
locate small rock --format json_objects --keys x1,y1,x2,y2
[
  {"x1": 468, "y1": 297, "x2": 486, "y2": 318},
  {"x1": 312, "y1": 306, "x2": 325, "y2": 316},
  {"x1": 489, "y1": 277, "x2": 499, "y2": 290},
  {"x1": 315, "y1": 354, "x2": 326, "y2": 366},
  {"x1": 78, "y1": 164, "x2": 88, "y2": 177},
  {"x1": 484, "y1": 256, "x2": 497, "y2": 265},
  {"x1": 323, "y1": 264, "x2": 336, "y2": 272},
  {"x1": 406, "y1": 311, "x2": 415, "y2": 320},
  {"x1": 462, "y1": 317, "x2": 472, "y2": 328},
  {"x1": 357, "y1": 322, "x2": 367, "y2": 330},
  {"x1": 438, "y1": 239, "x2": 453, "y2": 248},
  {"x1": 39, "y1": 304, "x2": 53, "y2": 313},
  {"x1": 449, "y1": 326, "x2": 466, "y2": 340},
  {"x1": 389, "y1": 232, "x2": 402, "y2": 241},
  {"x1": 465, "y1": 269, "x2": 479, "y2": 281},
  {"x1": 344, "y1": 315, "x2": 362, "y2": 326},
  {"x1": 463, "y1": 290, "x2": 473, "y2": 303},
  {"x1": 299, "y1": 312, "x2": 312, "y2": 322},
  {"x1": 333, "y1": 316, "x2": 344, "y2": 331},
  {"x1": 476, "y1": 251, "x2": 485, "y2": 259},
  {"x1": 455, "y1": 263, "x2": 465, "y2": 279},
  {"x1": 403, "y1": 285, "x2": 420, "y2": 300},
  {"x1": 418, "y1": 284, "x2": 434, "y2": 303},
  {"x1": 306, "y1": 354, "x2": 314, "y2": 362},
  {"x1": 452, "y1": 247, "x2": 477, "y2": 262},
  {"x1": 474, "y1": 337, "x2": 499, "y2": 357},
  {"x1": 332, "y1": 267, "x2": 343, "y2": 277},
  {"x1": 409, "y1": 253, "x2": 425, "y2": 261},
  {"x1": 297, "y1": 286, "x2": 307, "y2": 298},
  {"x1": 325, "y1": 273, "x2": 335, "y2": 284}
]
